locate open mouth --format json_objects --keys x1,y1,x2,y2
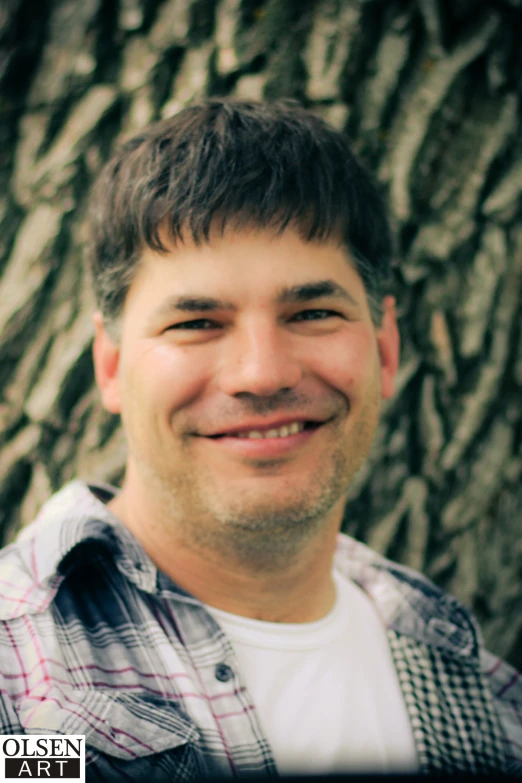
[{"x1": 208, "y1": 421, "x2": 322, "y2": 440}]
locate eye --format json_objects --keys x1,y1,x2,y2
[
  {"x1": 291, "y1": 309, "x2": 341, "y2": 322},
  {"x1": 167, "y1": 318, "x2": 220, "y2": 330}
]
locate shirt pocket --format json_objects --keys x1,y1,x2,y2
[{"x1": 17, "y1": 688, "x2": 208, "y2": 781}]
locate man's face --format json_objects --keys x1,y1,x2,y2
[{"x1": 94, "y1": 226, "x2": 399, "y2": 553}]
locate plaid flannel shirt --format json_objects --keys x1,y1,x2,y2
[{"x1": 1, "y1": 481, "x2": 521, "y2": 779}]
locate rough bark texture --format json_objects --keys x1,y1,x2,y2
[{"x1": 0, "y1": 0, "x2": 521, "y2": 666}]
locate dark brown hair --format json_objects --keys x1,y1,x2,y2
[{"x1": 86, "y1": 99, "x2": 392, "y2": 326}]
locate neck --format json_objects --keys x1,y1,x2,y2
[{"x1": 107, "y1": 478, "x2": 343, "y2": 624}]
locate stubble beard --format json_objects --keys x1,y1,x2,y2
[
  {"x1": 196, "y1": 444, "x2": 351, "y2": 569},
  {"x1": 140, "y1": 402, "x2": 380, "y2": 570}
]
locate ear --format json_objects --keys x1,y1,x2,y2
[
  {"x1": 376, "y1": 296, "x2": 400, "y2": 400},
  {"x1": 92, "y1": 312, "x2": 122, "y2": 414}
]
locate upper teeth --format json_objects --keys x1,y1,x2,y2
[{"x1": 234, "y1": 422, "x2": 305, "y2": 439}]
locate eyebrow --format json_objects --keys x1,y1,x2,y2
[
  {"x1": 276, "y1": 280, "x2": 359, "y2": 307},
  {"x1": 150, "y1": 296, "x2": 236, "y2": 324},
  {"x1": 165, "y1": 296, "x2": 235, "y2": 312},
  {"x1": 152, "y1": 279, "x2": 358, "y2": 319}
]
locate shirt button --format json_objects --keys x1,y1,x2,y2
[{"x1": 215, "y1": 663, "x2": 233, "y2": 682}]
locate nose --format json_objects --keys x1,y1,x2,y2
[{"x1": 217, "y1": 318, "x2": 303, "y2": 398}]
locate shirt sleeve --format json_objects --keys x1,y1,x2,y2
[{"x1": 481, "y1": 648, "x2": 522, "y2": 774}]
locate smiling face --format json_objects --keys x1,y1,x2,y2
[{"x1": 94, "y1": 226, "x2": 399, "y2": 560}]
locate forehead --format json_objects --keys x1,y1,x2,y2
[{"x1": 128, "y1": 225, "x2": 366, "y2": 304}]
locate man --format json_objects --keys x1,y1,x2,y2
[{"x1": 0, "y1": 100, "x2": 520, "y2": 780}]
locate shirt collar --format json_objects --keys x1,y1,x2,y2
[
  {"x1": 9, "y1": 481, "x2": 479, "y2": 660},
  {"x1": 333, "y1": 535, "x2": 479, "y2": 661},
  {"x1": 14, "y1": 480, "x2": 157, "y2": 599}
]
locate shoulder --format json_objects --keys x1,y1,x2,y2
[
  {"x1": 481, "y1": 649, "x2": 522, "y2": 769},
  {"x1": 335, "y1": 533, "x2": 522, "y2": 767},
  {"x1": 0, "y1": 532, "x2": 61, "y2": 622},
  {"x1": 0, "y1": 480, "x2": 119, "y2": 622}
]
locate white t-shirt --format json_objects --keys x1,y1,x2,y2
[{"x1": 206, "y1": 570, "x2": 418, "y2": 774}]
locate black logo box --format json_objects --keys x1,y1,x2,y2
[{"x1": 5, "y1": 757, "x2": 81, "y2": 778}]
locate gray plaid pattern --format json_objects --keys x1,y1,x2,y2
[{"x1": 0, "y1": 481, "x2": 521, "y2": 779}]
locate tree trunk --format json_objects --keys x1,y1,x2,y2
[{"x1": 1, "y1": 0, "x2": 521, "y2": 667}]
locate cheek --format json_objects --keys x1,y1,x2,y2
[
  {"x1": 122, "y1": 343, "x2": 212, "y2": 414},
  {"x1": 311, "y1": 331, "x2": 379, "y2": 393}
]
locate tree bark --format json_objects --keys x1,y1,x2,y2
[{"x1": 1, "y1": 0, "x2": 521, "y2": 667}]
